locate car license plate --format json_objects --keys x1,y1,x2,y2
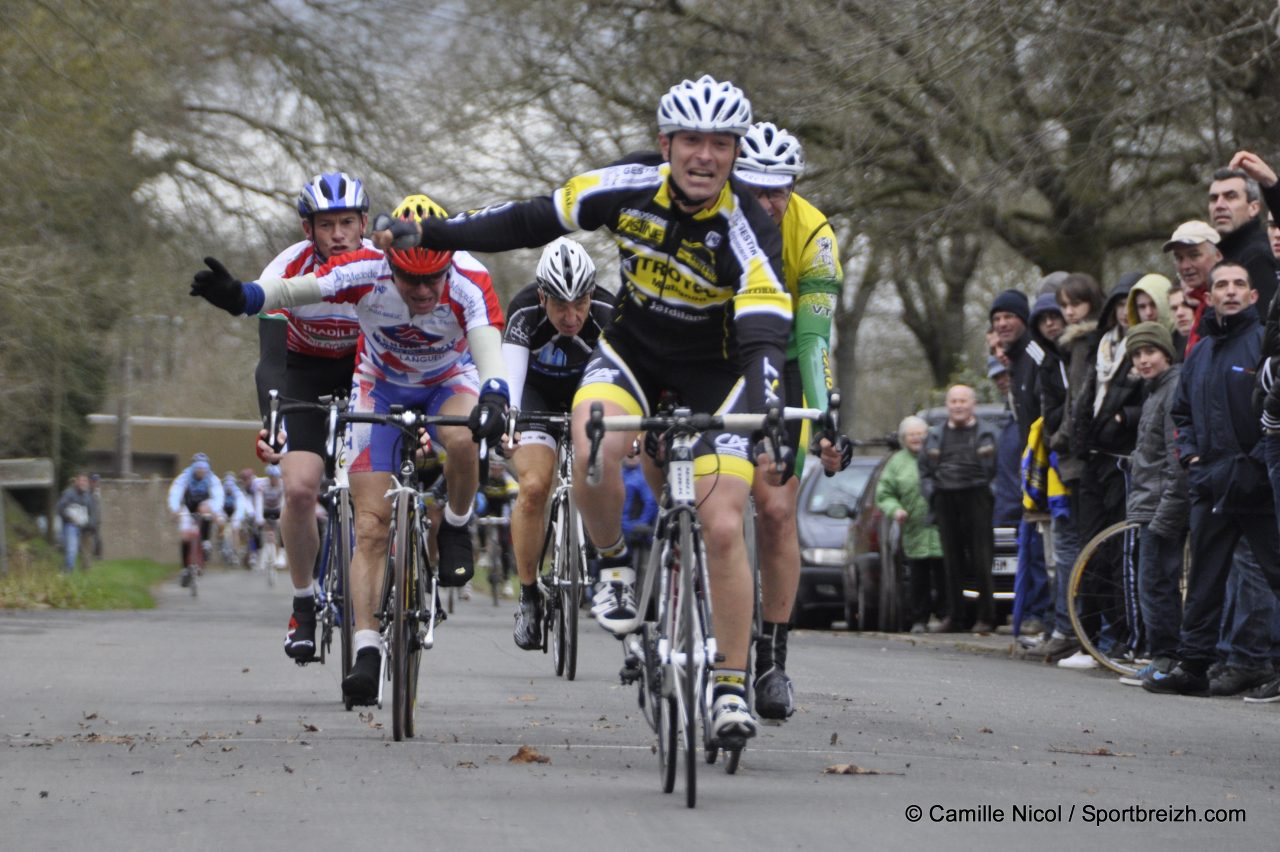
[{"x1": 991, "y1": 555, "x2": 1017, "y2": 576}]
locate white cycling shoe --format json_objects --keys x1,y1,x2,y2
[
  {"x1": 591, "y1": 567, "x2": 637, "y2": 635},
  {"x1": 711, "y1": 693, "x2": 758, "y2": 742}
]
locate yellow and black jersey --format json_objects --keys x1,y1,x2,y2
[{"x1": 419, "y1": 152, "x2": 792, "y2": 411}]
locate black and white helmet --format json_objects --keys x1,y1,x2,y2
[
  {"x1": 656, "y1": 75, "x2": 753, "y2": 137},
  {"x1": 535, "y1": 237, "x2": 596, "y2": 301},
  {"x1": 735, "y1": 122, "x2": 805, "y2": 188}
]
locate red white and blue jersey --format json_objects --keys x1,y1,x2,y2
[
  {"x1": 259, "y1": 239, "x2": 372, "y2": 358},
  {"x1": 305, "y1": 248, "x2": 504, "y2": 388}
]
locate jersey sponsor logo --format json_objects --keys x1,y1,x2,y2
[
  {"x1": 813, "y1": 236, "x2": 837, "y2": 278},
  {"x1": 627, "y1": 255, "x2": 725, "y2": 308},
  {"x1": 675, "y1": 241, "x2": 716, "y2": 282},
  {"x1": 705, "y1": 232, "x2": 722, "y2": 249},
  {"x1": 798, "y1": 292, "x2": 836, "y2": 318},
  {"x1": 378, "y1": 324, "x2": 446, "y2": 349},
  {"x1": 714, "y1": 432, "x2": 750, "y2": 457},
  {"x1": 581, "y1": 365, "x2": 621, "y2": 386},
  {"x1": 534, "y1": 343, "x2": 569, "y2": 368},
  {"x1": 616, "y1": 210, "x2": 667, "y2": 244}
]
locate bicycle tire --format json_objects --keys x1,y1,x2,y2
[
  {"x1": 548, "y1": 495, "x2": 568, "y2": 677},
  {"x1": 402, "y1": 507, "x2": 426, "y2": 739},
  {"x1": 1068, "y1": 520, "x2": 1143, "y2": 676},
  {"x1": 679, "y1": 512, "x2": 698, "y2": 809},
  {"x1": 563, "y1": 498, "x2": 584, "y2": 681},
  {"x1": 721, "y1": 503, "x2": 759, "y2": 774},
  {"x1": 391, "y1": 494, "x2": 412, "y2": 741},
  {"x1": 655, "y1": 526, "x2": 678, "y2": 795},
  {"x1": 335, "y1": 490, "x2": 355, "y2": 683}
]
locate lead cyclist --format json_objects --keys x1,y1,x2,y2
[
  {"x1": 733, "y1": 122, "x2": 852, "y2": 722},
  {"x1": 373, "y1": 76, "x2": 795, "y2": 743}
]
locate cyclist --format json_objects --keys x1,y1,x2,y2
[
  {"x1": 238, "y1": 467, "x2": 261, "y2": 567},
  {"x1": 253, "y1": 172, "x2": 372, "y2": 662},
  {"x1": 503, "y1": 237, "x2": 614, "y2": 650},
  {"x1": 733, "y1": 122, "x2": 847, "y2": 721},
  {"x1": 254, "y1": 465, "x2": 287, "y2": 572},
  {"x1": 371, "y1": 76, "x2": 791, "y2": 742},
  {"x1": 190, "y1": 192, "x2": 509, "y2": 706},
  {"x1": 219, "y1": 471, "x2": 249, "y2": 563},
  {"x1": 166, "y1": 453, "x2": 226, "y2": 586}
]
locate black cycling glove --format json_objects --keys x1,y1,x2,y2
[
  {"x1": 372, "y1": 213, "x2": 422, "y2": 249},
  {"x1": 469, "y1": 378, "x2": 509, "y2": 445},
  {"x1": 191, "y1": 257, "x2": 246, "y2": 315}
]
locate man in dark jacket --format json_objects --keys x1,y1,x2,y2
[
  {"x1": 1207, "y1": 165, "x2": 1277, "y2": 316},
  {"x1": 919, "y1": 384, "x2": 1001, "y2": 633},
  {"x1": 1146, "y1": 261, "x2": 1280, "y2": 697}
]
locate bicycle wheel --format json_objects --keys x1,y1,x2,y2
[
  {"x1": 335, "y1": 491, "x2": 355, "y2": 683},
  {"x1": 719, "y1": 504, "x2": 758, "y2": 774},
  {"x1": 562, "y1": 499, "x2": 584, "y2": 681},
  {"x1": 402, "y1": 509, "x2": 426, "y2": 739},
  {"x1": 391, "y1": 494, "x2": 414, "y2": 741},
  {"x1": 678, "y1": 513, "x2": 699, "y2": 808},
  {"x1": 1069, "y1": 520, "x2": 1142, "y2": 675},
  {"x1": 654, "y1": 530, "x2": 678, "y2": 795}
]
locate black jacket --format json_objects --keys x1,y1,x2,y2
[
  {"x1": 1218, "y1": 215, "x2": 1278, "y2": 318},
  {"x1": 918, "y1": 417, "x2": 1001, "y2": 509},
  {"x1": 1039, "y1": 319, "x2": 1097, "y2": 482},
  {"x1": 1073, "y1": 283, "x2": 1142, "y2": 457},
  {"x1": 1171, "y1": 309, "x2": 1270, "y2": 514},
  {"x1": 1003, "y1": 331, "x2": 1043, "y2": 447}
]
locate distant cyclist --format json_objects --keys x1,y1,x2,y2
[
  {"x1": 219, "y1": 471, "x2": 249, "y2": 563},
  {"x1": 167, "y1": 453, "x2": 226, "y2": 586},
  {"x1": 475, "y1": 453, "x2": 520, "y2": 597},
  {"x1": 733, "y1": 121, "x2": 850, "y2": 721},
  {"x1": 254, "y1": 172, "x2": 371, "y2": 662},
  {"x1": 503, "y1": 238, "x2": 614, "y2": 650},
  {"x1": 254, "y1": 465, "x2": 286, "y2": 571}
]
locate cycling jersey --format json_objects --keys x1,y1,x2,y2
[
  {"x1": 259, "y1": 238, "x2": 373, "y2": 359},
  {"x1": 167, "y1": 466, "x2": 225, "y2": 515},
  {"x1": 255, "y1": 247, "x2": 504, "y2": 388},
  {"x1": 255, "y1": 477, "x2": 284, "y2": 522},
  {"x1": 418, "y1": 152, "x2": 791, "y2": 413},
  {"x1": 502, "y1": 282, "x2": 615, "y2": 412},
  {"x1": 221, "y1": 478, "x2": 248, "y2": 524}
]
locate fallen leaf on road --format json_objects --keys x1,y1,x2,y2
[
  {"x1": 283, "y1": 765, "x2": 294, "y2": 774},
  {"x1": 221, "y1": 746, "x2": 236, "y2": 752},
  {"x1": 83, "y1": 712, "x2": 98, "y2": 720},
  {"x1": 979, "y1": 727, "x2": 993, "y2": 734},
  {"x1": 824, "y1": 764, "x2": 902, "y2": 776},
  {"x1": 300, "y1": 722, "x2": 321, "y2": 732},
  {"x1": 242, "y1": 668, "x2": 250, "y2": 673},
  {"x1": 509, "y1": 745, "x2": 551, "y2": 764},
  {"x1": 131, "y1": 771, "x2": 143, "y2": 776},
  {"x1": 248, "y1": 715, "x2": 263, "y2": 725},
  {"x1": 1048, "y1": 746, "x2": 1134, "y2": 757},
  {"x1": 39, "y1": 791, "x2": 48, "y2": 798},
  {"x1": 508, "y1": 694, "x2": 538, "y2": 703},
  {"x1": 456, "y1": 761, "x2": 477, "y2": 769},
  {"x1": 1169, "y1": 748, "x2": 1184, "y2": 756},
  {"x1": 358, "y1": 712, "x2": 382, "y2": 730},
  {"x1": 830, "y1": 733, "x2": 838, "y2": 745}
]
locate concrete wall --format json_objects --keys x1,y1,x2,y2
[{"x1": 98, "y1": 477, "x2": 178, "y2": 565}]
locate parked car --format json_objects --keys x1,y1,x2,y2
[
  {"x1": 791, "y1": 455, "x2": 882, "y2": 629},
  {"x1": 842, "y1": 405, "x2": 1018, "y2": 632}
]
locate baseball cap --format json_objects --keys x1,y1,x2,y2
[
  {"x1": 1162, "y1": 220, "x2": 1221, "y2": 253},
  {"x1": 987, "y1": 355, "x2": 1008, "y2": 378}
]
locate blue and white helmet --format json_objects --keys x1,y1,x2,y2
[
  {"x1": 735, "y1": 122, "x2": 805, "y2": 188},
  {"x1": 297, "y1": 172, "x2": 369, "y2": 218},
  {"x1": 656, "y1": 75, "x2": 752, "y2": 137}
]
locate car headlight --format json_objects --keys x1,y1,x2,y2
[{"x1": 802, "y1": 547, "x2": 846, "y2": 566}]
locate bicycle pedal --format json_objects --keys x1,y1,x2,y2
[{"x1": 619, "y1": 660, "x2": 642, "y2": 685}]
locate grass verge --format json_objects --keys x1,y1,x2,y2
[{"x1": 0, "y1": 559, "x2": 175, "y2": 610}]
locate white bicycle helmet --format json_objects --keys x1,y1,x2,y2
[
  {"x1": 656, "y1": 75, "x2": 753, "y2": 137},
  {"x1": 735, "y1": 122, "x2": 805, "y2": 188},
  {"x1": 535, "y1": 237, "x2": 597, "y2": 301}
]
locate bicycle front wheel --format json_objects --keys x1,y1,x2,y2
[
  {"x1": 1068, "y1": 520, "x2": 1142, "y2": 675},
  {"x1": 562, "y1": 498, "x2": 585, "y2": 681},
  {"x1": 335, "y1": 490, "x2": 355, "y2": 683},
  {"x1": 390, "y1": 495, "x2": 420, "y2": 741},
  {"x1": 678, "y1": 513, "x2": 699, "y2": 809}
]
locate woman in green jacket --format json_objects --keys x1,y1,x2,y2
[{"x1": 876, "y1": 416, "x2": 945, "y2": 633}]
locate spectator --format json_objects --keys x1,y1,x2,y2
[
  {"x1": 988, "y1": 357, "x2": 1022, "y2": 527},
  {"x1": 620, "y1": 452, "x2": 657, "y2": 570},
  {"x1": 1162, "y1": 220, "x2": 1221, "y2": 357},
  {"x1": 1118, "y1": 322, "x2": 1187, "y2": 684},
  {"x1": 1207, "y1": 165, "x2": 1278, "y2": 315},
  {"x1": 1125, "y1": 273, "x2": 1174, "y2": 331},
  {"x1": 1168, "y1": 283, "x2": 1197, "y2": 357},
  {"x1": 55, "y1": 473, "x2": 93, "y2": 573},
  {"x1": 876, "y1": 415, "x2": 944, "y2": 634},
  {"x1": 918, "y1": 384, "x2": 1000, "y2": 633},
  {"x1": 1027, "y1": 273, "x2": 1106, "y2": 661},
  {"x1": 1146, "y1": 261, "x2": 1280, "y2": 697}
]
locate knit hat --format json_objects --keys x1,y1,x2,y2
[
  {"x1": 989, "y1": 289, "x2": 1029, "y2": 325},
  {"x1": 1125, "y1": 321, "x2": 1175, "y2": 363}
]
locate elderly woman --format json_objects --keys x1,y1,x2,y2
[{"x1": 875, "y1": 415, "x2": 945, "y2": 633}]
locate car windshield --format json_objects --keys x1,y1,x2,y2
[{"x1": 807, "y1": 464, "x2": 873, "y2": 514}]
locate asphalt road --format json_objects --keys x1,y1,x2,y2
[{"x1": 2, "y1": 566, "x2": 1277, "y2": 850}]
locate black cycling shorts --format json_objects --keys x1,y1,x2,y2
[
  {"x1": 515, "y1": 384, "x2": 570, "y2": 444},
  {"x1": 282, "y1": 353, "x2": 356, "y2": 456}
]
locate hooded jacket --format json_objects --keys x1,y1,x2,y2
[
  {"x1": 1124, "y1": 274, "x2": 1175, "y2": 335},
  {"x1": 1041, "y1": 318, "x2": 1098, "y2": 481},
  {"x1": 1126, "y1": 364, "x2": 1188, "y2": 536},
  {"x1": 1171, "y1": 308, "x2": 1271, "y2": 514},
  {"x1": 1003, "y1": 329, "x2": 1043, "y2": 447}
]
